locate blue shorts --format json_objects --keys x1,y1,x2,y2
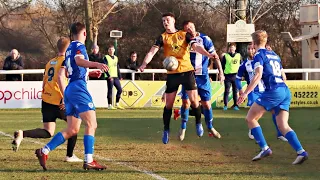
[
  {"x1": 255, "y1": 86, "x2": 291, "y2": 115},
  {"x1": 181, "y1": 75, "x2": 211, "y2": 101},
  {"x1": 64, "y1": 80, "x2": 95, "y2": 118},
  {"x1": 247, "y1": 91, "x2": 263, "y2": 106}
]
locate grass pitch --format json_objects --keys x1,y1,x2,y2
[{"x1": 0, "y1": 108, "x2": 319, "y2": 180}]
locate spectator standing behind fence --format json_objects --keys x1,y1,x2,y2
[
  {"x1": 3, "y1": 49, "x2": 24, "y2": 81},
  {"x1": 125, "y1": 51, "x2": 140, "y2": 80},
  {"x1": 103, "y1": 45, "x2": 125, "y2": 110},
  {"x1": 221, "y1": 43, "x2": 241, "y2": 111},
  {"x1": 89, "y1": 45, "x2": 104, "y2": 80}
]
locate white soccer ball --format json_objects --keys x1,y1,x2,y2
[{"x1": 163, "y1": 56, "x2": 178, "y2": 71}]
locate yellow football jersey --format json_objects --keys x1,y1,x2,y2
[
  {"x1": 42, "y1": 55, "x2": 67, "y2": 106},
  {"x1": 154, "y1": 30, "x2": 194, "y2": 74}
]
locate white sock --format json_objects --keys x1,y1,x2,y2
[
  {"x1": 42, "y1": 146, "x2": 50, "y2": 155},
  {"x1": 84, "y1": 154, "x2": 93, "y2": 163},
  {"x1": 262, "y1": 146, "x2": 269, "y2": 151},
  {"x1": 297, "y1": 149, "x2": 305, "y2": 154},
  {"x1": 116, "y1": 103, "x2": 119, "y2": 106},
  {"x1": 108, "y1": 104, "x2": 112, "y2": 107}
]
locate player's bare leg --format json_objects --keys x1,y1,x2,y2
[
  {"x1": 246, "y1": 103, "x2": 272, "y2": 161},
  {"x1": 12, "y1": 122, "x2": 56, "y2": 152},
  {"x1": 35, "y1": 116, "x2": 81, "y2": 171},
  {"x1": 269, "y1": 112, "x2": 288, "y2": 142},
  {"x1": 276, "y1": 110, "x2": 308, "y2": 165},
  {"x1": 80, "y1": 110, "x2": 107, "y2": 170}
]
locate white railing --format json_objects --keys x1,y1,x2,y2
[{"x1": 0, "y1": 68, "x2": 320, "y2": 81}]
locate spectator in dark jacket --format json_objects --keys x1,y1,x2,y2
[
  {"x1": 88, "y1": 45, "x2": 104, "y2": 80},
  {"x1": 125, "y1": 51, "x2": 140, "y2": 80},
  {"x1": 3, "y1": 49, "x2": 24, "y2": 81}
]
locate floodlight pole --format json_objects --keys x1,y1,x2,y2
[
  {"x1": 114, "y1": 38, "x2": 118, "y2": 56},
  {"x1": 110, "y1": 30, "x2": 122, "y2": 55}
]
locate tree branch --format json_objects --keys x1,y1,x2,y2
[
  {"x1": 96, "y1": 0, "x2": 120, "y2": 25},
  {"x1": 231, "y1": 9, "x2": 242, "y2": 21},
  {"x1": 110, "y1": 6, "x2": 128, "y2": 14},
  {"x1": 93, "y1": 0, "x2": 105, "y2": 4},
  {"x1": 148, "y1": 2, "x2": 162, "y2": 15},
  {"x1": 25, "y1": 10, "x2": 56, "y2": 52},
  {"x1": 190, "y1": 0, "x2": 229, "y2": 19},
  {"x1": 252, "y1": 0, "x2": 266, "y2": 21},
  {"x1": 253, "y1": 2, "x2": 284, "y2": 23},
  {"x1": 0, "y1": 0, "x2": 32, "y2": 21},
  {"x1": 222, "y1": 0, "x2": 230, "y2": 6}
]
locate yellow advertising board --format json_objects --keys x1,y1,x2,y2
[
  {"x1": 121, "y1": 81, "x2": 144, "y2": 107},
  {"x1": 117, "y1": 80, "x2": 320, "y2": 108},
  {"x1": 287, "y1": 81, "x2": 320, "y2": 107}
]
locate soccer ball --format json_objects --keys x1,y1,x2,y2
[{"x1": 163, "y1": 56, "x2": 178, "y2": 71}]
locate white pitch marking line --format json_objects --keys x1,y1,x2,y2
[{"x1": 0, "y1": 131, "x2": 167, "y2": 180}]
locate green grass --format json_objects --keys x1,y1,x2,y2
[{"x1": 0, "y1": 108, "x2": 320, "y2": 180}]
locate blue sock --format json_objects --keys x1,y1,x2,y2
[
  {"x1": 285, "y1": 131, "x2": 304, "y2": 153},
  {"x1": 272, "y1": 114, "x2": 283, "y2": 137},
  {"x1": 180, "y1": 107, "x2": 189, "y2": 129},
  {"x1": 46, "y1": 132, "x2": 65, "y2": 151},
  {"x1": 251, "y1": 126, "x2": 268, "y2": 150},
  {"x1": 84, "y1": 135, "x2": 95, "y2": 154},
  {"x1": 203, "y1": 107, "x2": 213, "y2": 129}
]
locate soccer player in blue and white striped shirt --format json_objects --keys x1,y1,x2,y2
[{"x1": 176, "y1": 20, "x2": 224, "y2": 141}]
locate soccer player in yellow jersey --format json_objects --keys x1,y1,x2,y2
[
  {"x1": 12, "y1": 37, "x2": 82, "y2": 162},
  {"x1": 139, "y1": 13, "x2": 217, "y2": 144}
]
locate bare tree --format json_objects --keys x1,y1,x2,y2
[
  {"x1": 0, "y1": 0, "x2": 33, "y2": 28},
  {"x1": 85, "y1": 0, "x2": 127, "y2": 49},
  {"x1": 84, "y1": 0, "x2": 93, "y2": 49},
  {"x1": 0, "y1": 0, "x2": 307, "y2": 81},
  {"x1": 23, "y1": 0, "x2": 84, "y2": 54}
]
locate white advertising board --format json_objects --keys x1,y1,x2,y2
[
  {"x1": 227, "y1": 20, "x2": 255, "y2": 42},
  {"x1": 0, "y1": 81, "x2": 109, "y2": 109}
]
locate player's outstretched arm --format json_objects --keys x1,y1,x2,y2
[
  {"x1": 235, "y1": 78, "x2": 243, "y2": 92},
  {"x1": 191, "y1": 43, "x2": 212, "y2": 57},
  {"x1": 57, "y1": 67, "x2": 67, "y2": 110},
  {"x1": 75, "y1": 56, "x2": 109, "y2": 72},
  {"x1": 213, "y1": 53, "x2": 222, "y2": 68},
  {"x1": 41, "y1": 73, "x2": 45, "y2": 93},
  {"x1": 245, "y1": 67, "x2": 262, "y2": 94},
  {"x1": 161, "y1": 92, "x2": 166, "y2": 102},
  {"x1": 212, "y1": 52, "x2": 225, "y2": 82},
  {"x1": 281, "y1": 69, "x2": 287, "y2": 81},
  {"x1": 238, "y1": 67, "x2": 262, "y2": 104},
  {"x1": 235, "y1": 62, "x2": 246, "y2": 94},
  {"x1": 57, "y1": 67, "x2": 67, "y2": 95},
  {"x1": 139, "y1": 46, "x2": 159, "y2": 72},
  {"x1": 88, "y1": 70, "x2": 102, "y2": 78}
]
